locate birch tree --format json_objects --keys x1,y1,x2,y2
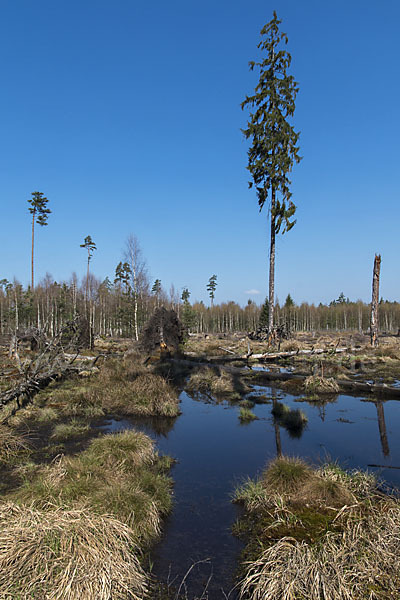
[{"x1": 124, "y1": 235, "x2": 148, "y2": 341}]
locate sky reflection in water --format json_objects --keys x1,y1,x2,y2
[{"x1": 106, "y1": 387, "x2": 400, "y2": 598}]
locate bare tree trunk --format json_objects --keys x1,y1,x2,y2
[
  {"x1": 268, "y1": 188, "x2": 276, "y2": 333},
  {"x1": 31, "y1": 214, "x2": 35, "y2": 290},
  {"x1": 370, "y1": 254, "x2": 381, "y2": 347}
]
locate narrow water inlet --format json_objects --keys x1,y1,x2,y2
[{"x1": 105, "y1": 387, "x2": 400, "y2": 599}]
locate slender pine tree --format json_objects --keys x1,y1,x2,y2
[
  {"x1": 80, "y1": 235, "x2": 97, "y2": 302},
  {"x1": 28, "y1": 191, "x2": 51, "y2": 289}
]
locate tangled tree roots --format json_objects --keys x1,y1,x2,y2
[
  {"x1": 139, "y1": 307, "x2": 185, "y2": 355},
  {"x1": 0, "y1": 503, "x2": 148, "y2": 600}
]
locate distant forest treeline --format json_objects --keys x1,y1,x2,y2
[{"x1": 0, "y1": 275, "x2": 399, "y2": 337}]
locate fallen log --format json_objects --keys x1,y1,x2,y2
[
  {"x1": 0, "y1": 364, "x2": 78, "y2": 408},
  {"x1": 202, "y1": 346, "x2": 356, "y2": 364}
]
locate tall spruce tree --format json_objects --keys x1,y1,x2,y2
[
  {"x1": 28, "y1": 191, "x2": 51, "y2": 289},
  {"x1": 242, "y1": 12, "x2": 301, "y2": 334}
]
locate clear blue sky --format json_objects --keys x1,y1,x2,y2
[{"x1": 1, "y1": 0, "x2": 399, "y2": 306}]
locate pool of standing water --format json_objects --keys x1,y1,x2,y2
[{"x1": 104, "y1": 384, "x2": 400, "y2": 599}]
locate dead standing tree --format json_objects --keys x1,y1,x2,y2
[{"x1": 370, "y1": 254, "x2": 381, "y2": 347}]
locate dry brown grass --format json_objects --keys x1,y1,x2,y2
[
  {"x1": 0, "y1": 425, "x2": 29, "y2": 466},
  {"x1": 186, "y1": 367, "x2": 250, "y2": 400},
  {"x1": 304, "y1": 374, "x2": 339, "y2": 394},
  {"x1": 87, "y1": 359, "x2": 180, "y2": 417},
  {"x1": 11, "y1": 430, "x2": 172, "y2": 544},
  {"x1": 239, "y1": 500, "x2": 400, "y2": 600},
  {"x1": 0, "y1": 502, "x2": 148, "y2": 600},
  {"x1": 237, "y1": 459, "x2": 400, "y2": 600},
  {"x1": 279, "y1": 340, "x2": 302, "y2": 352}
]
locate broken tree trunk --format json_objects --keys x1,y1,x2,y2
[
  {"x1": 370, "y1": 254, "x2": 381, "y2": 347},
  {"x1": 203, "y1": 346, "x2": 353, "y2": 363}
]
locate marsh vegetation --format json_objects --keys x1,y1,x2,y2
[
  {"x1": 1, "y1": 331, "x2": 400, "y2": 599},
  {"x1": 234, "y1": 457, "x2": 400, "y2": 600}
]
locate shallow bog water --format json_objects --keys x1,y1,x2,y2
[{"x1": 105, "y1": 386, "x2": 400, "y2": 599}]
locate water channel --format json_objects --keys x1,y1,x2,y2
[{"x1": 105, "y1": 384, "x2": 400, "y2": 599}]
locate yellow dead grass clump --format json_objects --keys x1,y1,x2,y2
[
  {"x1": 11, "y1": 430, "x2": 172, "y2": 544},
  {"x1": 237, "y1": 458, "x2": 400, "y2": 600},
  {"x1": 186, "y1": 366, "x2": 250, "y2": 399},
  {"x1": 0, "y1": 425, "x2": 29, "y2": 466},
  {"x1": 304, "y1": 374, "x2": 339, "y2": 394},
  {"x1": 0, "y1": 502, "x2": 148, "y2": 600}
]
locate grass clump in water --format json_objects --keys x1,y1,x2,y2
[
  {"x1": 304, "y1": 374, "x2": 339, "y2": 394},
  {"x1": 89, "y1": 361, "x2": 180, "y2": 417},
  {"x1": 0, "y1": 503, "x2": 148, "y2": 600},
  {"x1": 272, "y1": 402, "x2": 308, "y2": 437},
  {"x1": 186, "y1": 366, "x2": 250, "y2": 401},
  {"x1": 239, "y1": 407, "x2": 257, "y2": 423},
  {"x1": 234, "y1": 456, "x2": 400, "y2": 600}
]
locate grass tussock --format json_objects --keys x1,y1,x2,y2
[
  {"x1": 0, "y1": 425, "x2": 30, "y2": 466},
  {"x1": 271, "y1": 402, "x2": 308, "y2": 437},
  {"x1": 262, "y1": 457, "x2": 313, "y2": 495},
  {"x1": 235, "y1": 458, "x2": 400, "y2": 600},
  {"x1": 0, "y1": 502, "x2": 148, "y2": 600},
  {"x1": 11, "y1": 430, "x2": 172, "y2": 544},
  {"x1": 279, "y1": 340, "x2": 301, "y2": 352},
  {"x1": 50, "y1": 419, "x2": 90, "y2": 442},
  {"x1": 186, "y1": 367, "x2": 250, "y2": 400},
  {"x1": 239, "y1": 407, "x2": 257, "y2": 423},
  {"x1": 304, "y1": 374, "x2": 339, "y2": 394},
  {"x1": 89, "y1": 360, "x2": 180, "y2": 417},
  {"x1": 32, "y1": 357, "x2": 180, "y2": 419}
]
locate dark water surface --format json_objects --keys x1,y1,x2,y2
[{"x1": 105, "y1": 387, "x2": 400, "y2": 599}]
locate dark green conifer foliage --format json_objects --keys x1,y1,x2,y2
[
  {"x1": 259, "y1": 298, "x2": 269, "y2": 328},
  {"x1": 207, "y1": 275, "x2": 217, "y2": 307},
  {"x1": 151, "y1": 279, "x2": 162, "y2": 307},
  {"x1": 28, "y1": 191, "x2": 51, "y2": 289},
  {"x1": 114, "y1": 262, "x2": 131, "y2": 292},
  {"x1": 80, "y1": 236, "x2": 97, "y2": 302},
  {"x1": 181, "y1": 287, "x2": 196, "y2": 331},
  {"x1": 242, "y1": 12, "x2": 301, "y2": 333},
  {"x1": 284, "y1": 293, "x2": 295, "y2": 308}
]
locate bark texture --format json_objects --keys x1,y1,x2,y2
[{"x1": 370, "y1": 254, "x2": 381, "y2": 347}]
